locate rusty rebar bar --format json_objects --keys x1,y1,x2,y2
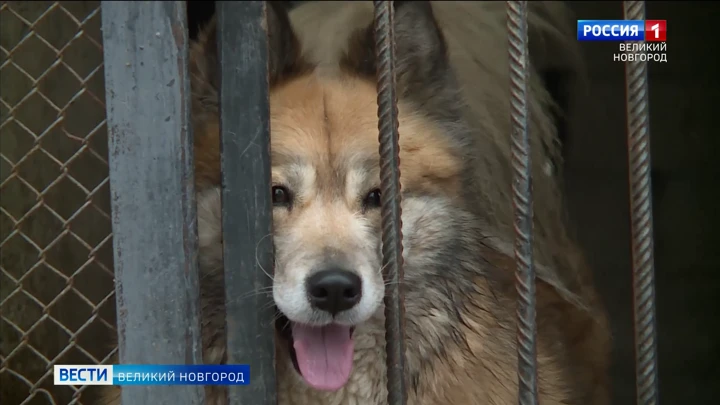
[
  {"x1": 507, "y1": 2, "x2": 538, "y2": 404},
  {"x1": 373, "y1": 2, "x2": 407, "y2": 405},
  {"x1": 623, "y1": 2, "x2": 660, "y2": 405}
]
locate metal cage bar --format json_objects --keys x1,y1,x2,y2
[
  {"x1": 623, "y1": 2, "x2": 660, "y2": 405},
  {"x1": 101, "y1": 2, "x2": 204, "y2": 405},
  {"x1": 372, "y1": 2, "x2": 408, "y2": 405},
  {"x1": 507, "y1": 2, "x2": 539, "y2": 404},
  {"x1": 216, "y1": 2, "x2": 277, "y2": 404}
]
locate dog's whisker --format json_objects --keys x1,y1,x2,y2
[
  {"x1": 260, "y1": 301, "x2": 279, "y2": 313},
  {"x1": 255, "y1": 232, "x2": 275, "y2": 281},
  {"x1": 200, "y1": 265, "x2": 224, "y2": 280},
  {"x1": 376, "y1": 262, "x2": 390, "y2": 276},
  {"x1": 224, "y1": 287, "x2": 275, "y2": 305},
  {"x1": 271, "y1": 313, "x2": 287, "y2": 324}
]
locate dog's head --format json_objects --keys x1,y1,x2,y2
[{"x1": 191, "y1": 1, "x2": 467, "y2": 392}]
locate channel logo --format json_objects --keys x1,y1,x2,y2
[{"x1": 577, "y1": 20, "x2": 666, "y2": 41}]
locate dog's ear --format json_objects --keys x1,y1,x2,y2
[
  {"x1": 189, "y1": 2, "x2": 308, "y2": 112},
  {"x1": 342, "y1": 1, "x2": 461, "y2": 120},
  {"x1": 264, "y1": 1, "x2": 309, "y2": 84}
]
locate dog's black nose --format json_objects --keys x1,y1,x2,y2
[{"x1": 306, "y1": 269, "x2": 362, "y2": 315}]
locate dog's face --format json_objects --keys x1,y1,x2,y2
[
  {"x1": 191, "y1": 1, "x2": 468, "y2": 393},
  {"x1": 267, "y1": 73, "x2": 464, "y2": 325},
  {"x1": 268, "y1": 77, "x2": 386, "y2": 329}
]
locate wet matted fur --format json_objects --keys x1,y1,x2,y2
[{"x1": 101, "y1": 1, "x2": 611, "y2": 404}]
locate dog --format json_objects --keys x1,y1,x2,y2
[{"x1": 100, "y1": 1, "x2": 611, "y2": 404}]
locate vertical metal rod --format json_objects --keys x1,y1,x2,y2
[
  {"x1": 623, "y1": 2, "x2": 660, "y2": 404},
  {"x1": 373, "y1": 2, "x2": 407, "y2": 404},
  {"x1": 507, "y1": 2, "x2": 538, "y2": 404},
  {"x1": 101, "y1": 2, "x2": 204, "y2": 404},
  {"x1": 217, "y1": 2, "x2": 277, "y2": 405}
]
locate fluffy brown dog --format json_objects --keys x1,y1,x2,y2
[{"x1": 101, "y1": 1, "x2": 611, "y2": 404}]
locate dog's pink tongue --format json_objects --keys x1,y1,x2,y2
[{"x1": 291, "y1": 323, "x2": 354, "y2": 391}]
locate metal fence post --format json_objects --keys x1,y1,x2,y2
[
  {"x1": 101, "y1": 2, "x2": 204, "y2": 404},
  {"x1": 216, "y1": 2, "x2": 277, "y2": 404}
]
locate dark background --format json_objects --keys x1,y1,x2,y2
[
  {"x1": 563, "y1": 2, "x2": 720, "y2": 404},
  {"x1": 185, "y1": 1, "x2": 720, "y2": 404}
]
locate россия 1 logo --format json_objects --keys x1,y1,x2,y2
[{"x1": 576, "y1": 19, "x2": 667, "y2": 63}]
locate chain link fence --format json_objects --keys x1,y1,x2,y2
[{"x1": 0, "y1": 1, "x2": 115, "y2": 404}]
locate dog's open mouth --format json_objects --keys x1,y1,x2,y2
[{"x1": 275, "y1": 312, "x2": 356, "y2": 391}]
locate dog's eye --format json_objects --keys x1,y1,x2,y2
[
  {"x1": 272, "y1": 185, "x2": 292, "y2": 207},
  {"x1": 362, "y1": 188, "x2": 382, "y2": 210}
]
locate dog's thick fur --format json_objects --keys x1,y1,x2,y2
[{"x1": 101, "y1": 2, "x2": 611, "y2": 404}]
